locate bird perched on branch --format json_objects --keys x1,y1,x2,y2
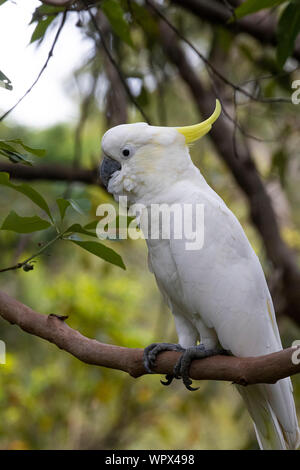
[{"x1": 100, "y1": 100, "x2": 300, "y2": 450}]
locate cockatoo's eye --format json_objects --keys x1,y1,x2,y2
[
  {"x1": 121, "y1": 145, "x2": 135, "y2": 159},
  {"x1": 122, "y1": 148, "x2": 131, "y2": 158}
]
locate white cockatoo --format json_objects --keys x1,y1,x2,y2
[{"x1": 100, "y1": 100, "x2": 300, "y2": 450}]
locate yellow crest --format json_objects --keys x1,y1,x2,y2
[{"x1": 176, "y1": 99, "x2": 221, "y2": 143}]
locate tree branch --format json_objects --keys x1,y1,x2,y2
[
  {"x1": 147, "y1": 0, "x2": 290, "y2": 104},
  {"x1": 86, "y1": 3, "x2": 151, "y2": 123},
  {"x1": 0, "y1": 162, "x2": 100, "y2": 185},
  {"x1": 96, "y1": 11, "x2": 128, "y2": 127},
  {"x1": 0, "y1": 290, "x2": 299, "y2": 386},
  {"x1": 40, "y1": 0, "x2": 300, "y2": 62},
  {"x1": 169, "y1": 0, "x2": 300, "y2": 62},
  {"x1": 40, "y1": 0, "x2": 74, "y2": 5}
]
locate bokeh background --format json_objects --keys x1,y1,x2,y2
[{"x1": 0, "y1": 0, "x2": 299, "y2": 450}]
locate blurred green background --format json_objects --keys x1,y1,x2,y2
[{"x1": 0, "y1": 0, "x2": 300, "y2": 450}]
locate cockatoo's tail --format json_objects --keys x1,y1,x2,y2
[{"x1": 176, "y1": 99, "x2": 221, "y2": 143}]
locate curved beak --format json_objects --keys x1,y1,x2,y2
[{"x1": 100, "y1": 155, "x2": 121, "y2": 188}]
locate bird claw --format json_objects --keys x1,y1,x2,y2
[
  {"x1": 173, "y1": 345, "x2": 227, "y2": 391},
  {"x1": 160, "y1": 374, "x2": 175, "y2": 386},
  {"x1": 144, "y1": 342, "x2": 227, "y2": 391},
  {"x1": 143, "y1": 342, "x2": 184, "y2": 380}
]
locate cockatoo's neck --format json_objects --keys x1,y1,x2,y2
[
  {"x1": 135, "y1": 165, "x2": 203, "y2": 207},
  {"x1": 108, "y1": 146, "x2": 204, "y2": 206}
]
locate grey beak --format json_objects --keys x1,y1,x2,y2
[{"x1": 100, "y1": 156, "x2": 121, "y2": 188}]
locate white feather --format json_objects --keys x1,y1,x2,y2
[{"x1": 102, "y1": 122, "x2": 300, "y2": 450}]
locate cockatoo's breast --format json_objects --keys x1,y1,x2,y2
[{"x1": 145, "y1": 180, "x2": 282, "y2": 357}]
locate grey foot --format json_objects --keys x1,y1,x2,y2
[
  {"x1": 174, "y1": 345, "x2": 227, "y2": 391},
  {"x1": 143, "y1": 342, "x2": 184, "y2": 385}
]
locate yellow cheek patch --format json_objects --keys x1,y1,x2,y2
[{"x1": 176, "y1": 99, "x2": 221, "y2": 144}]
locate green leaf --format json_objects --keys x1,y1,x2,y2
[
  {"x1": 277, "y1": 3, "x2": 300, "y2": 67},
  {"x1": 56, "y1": 198, "x2": 71, "y2": 221},
  {"x1": 1, "y1": 211, "x2": 51, "y2": 233},
  {"x1": 30, "y1": 15, "x2": 56, "y2": 44},
  {"x1": 5, "y1": 139, "x2": 46, "y2": 157},
  {"x1": 84, "y1": 220, "x2": 98, "y2": 230},
  {"x1": 56, "y1": 198, "x2": 91, "y2": 220},
  {"x1": 67, "y1": 198, "x2": 91, "y2": 215},
  {"x1": 0, "y1": 141, "x2": 20, "y2": 153},
  {"x1": 0, "y1": 0, "x2": 8, "y2": 6},
  {"x1": 122, "y1": 0, "x2": 158, "y2": 38},
  {"x1": 0, "y1": 139, "x2": 45, "y2": 165},
  {"x1": 0, "y1": 148, "x2": 32, "y2": 166},
  {"x1": 0, "y1": 172, "x2": 53, "y2": 221},
  {"x1": 233, "y1": 0, "x2": 287, "y2": 20},
  {"x1": 31, "y1": 4, "x2": 64, "y2": 22},
  {"x1": 0, "y1": 69, "x2": 12, "y2": 90},
  {"x1": 102, "y1": 0, "x2": 134, "y2": 47},
  {"x1": 70, "y1": 240, "x2": 126, "y2": 269},
  {"x1": 65, "y1": 223, "x2": 98, "y2": 238}
]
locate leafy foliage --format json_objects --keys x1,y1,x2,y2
[
  {"x1": 1, "y1": 211, "x2": 51, "y2": 233},
  {"x1": 233, "y1": 0, "x2": 300, "y2": 66},
  {"x1": 70, "y1": 240, "x2": 126, "y2": 270},
  {"x1": 277, "y1": 2, "x2": 300, "y2": 67},
  {"x1": 30, "y1": 15, "x2": 56, "y2": 44},
  {"x1": 0, "y1": 170, "x2": 125, "y2": 270},
  {"x1": 56, "y1": 198, "x2": 71, "y2": 221},
  {"x1": 0, "y1": 139, "x2": 45, "y2": 165},
  {"x1": 233, "y1": 0, "x2": 288, "y2": 19},
  {"x1": 101, "y1": 0, "x2": 134, "y2": 47},
  {"x1": 29, "y1": 3, "x2": 65, "y2": 45},
  {"x1": 0, "y1": 172, "x2": 53, "y2": 221}
]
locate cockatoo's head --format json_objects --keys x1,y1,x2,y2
[{"x1": 100, "y1": 100, "x2": 221, "y2": 204}]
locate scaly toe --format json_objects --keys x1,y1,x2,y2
[
  {"x1": 143, "y1": 342, "x2": 185, "y2": 375},
  {"x1": 173, "y1": 355, "x2": 183, "y2": 379}
]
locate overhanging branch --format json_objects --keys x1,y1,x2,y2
[
  {"x1": 39, "y1": 0, "x2": 300, "y2": 62},
  {"x1": 170, "y1": 0, "x2": 300, "y2": 62},
  {"x1": 0, "y1": 290, "x2": 299, "y2": 386},
  {"x1": 0, "y1": 162, "x2": 100, "y2": 185}
]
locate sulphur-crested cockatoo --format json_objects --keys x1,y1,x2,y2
[{"x1": 100, "y1": 100, "x2": 299, "y2": 450}]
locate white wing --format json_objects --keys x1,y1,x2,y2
[{"x1": 147, "y1": 182, "x2": 299, "y2": 448}]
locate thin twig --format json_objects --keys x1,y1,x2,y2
[
  {"x1": 0, "y1": 231, "x2": 64, "y2": 273},
  {"x1": 85, "y1": 2, "x2": 151, "y2": 123},
  {"x1": 146, "y1": 0, "x2": 291, "y2": 105},
  {"x1": 0, "y1": 10, "x2": 68, "y2": 122}
]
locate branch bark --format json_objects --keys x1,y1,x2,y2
[
  {"x1": 0, "y1": 162, "x2": 100, "y2": 185},
  {"x1": 170, "y1": 0, "x2": 300, "y2": 62},
  {"x1": 40, "y1": 0, "x2": 73, "y2": 5},
  {"x1": 39, "y1": 0, "x2": 300, "y2": 62},
  {"x1": 96, "y1": 11, "x2": 128, "y2": 127},
  {"x1": 0, "y1": 290, "x2": 299, "y2": 386}
]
